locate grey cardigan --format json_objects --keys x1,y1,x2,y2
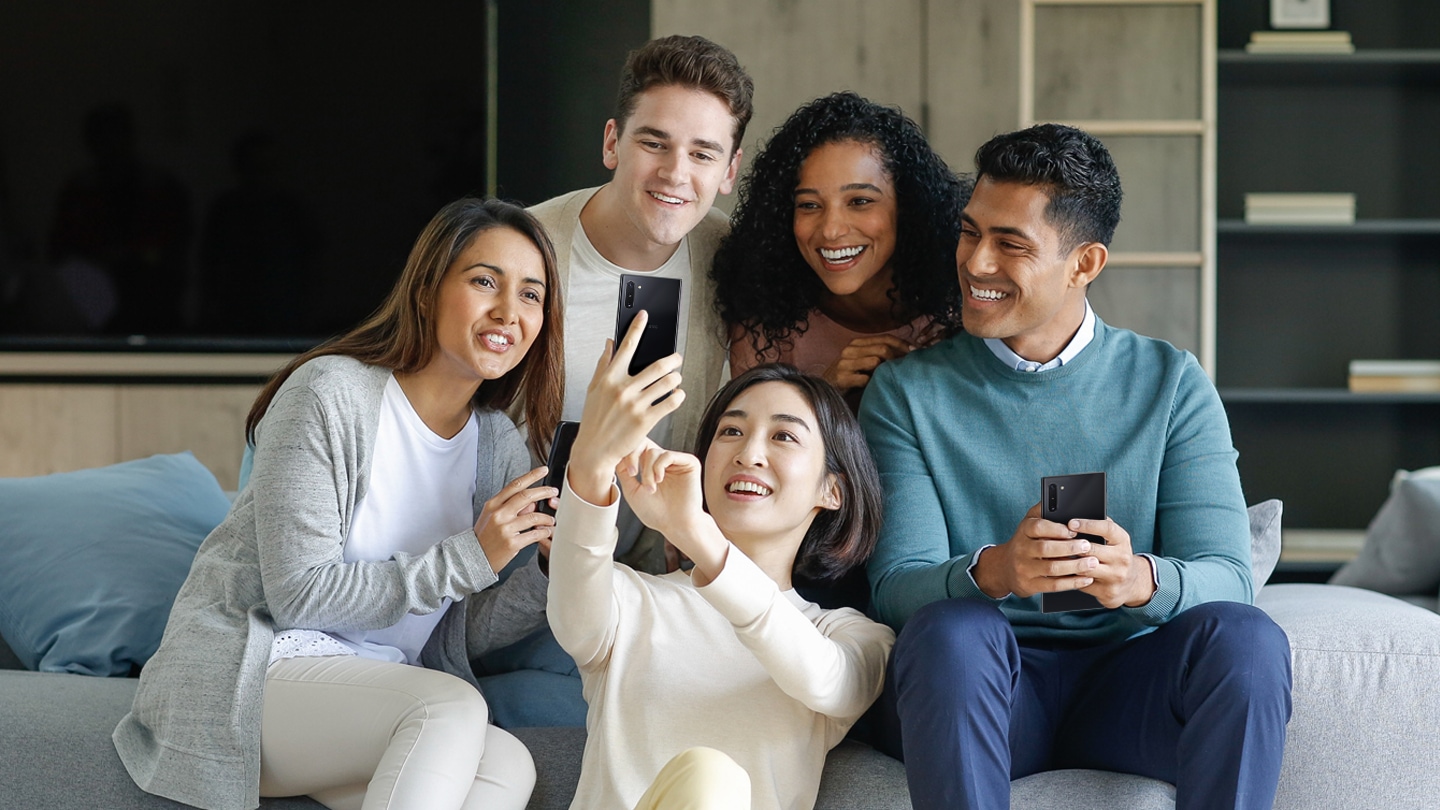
[{"x1": 113, "y1": 356, "x2": 549, "y2": 810}]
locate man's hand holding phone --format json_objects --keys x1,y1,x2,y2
[
  {"x1": 1068, "y1": 518, "x2": 1155, "y2": 609},
  {"x1": 974, "y1": 504, "x2": 1155, "y2": 609},
  {"x1": 973, "y1": 503, "x2": 1101, "y2": 600}
]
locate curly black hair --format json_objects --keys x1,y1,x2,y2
[{"x1": 711, "y1": 91, "x2": 970, "y2": 360}]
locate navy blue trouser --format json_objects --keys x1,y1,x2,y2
[{"x1": 870, "y1": 599, "x2": 1292, "y2": 810}]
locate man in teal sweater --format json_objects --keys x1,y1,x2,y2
[{"x1": 860, "y1": 124, "x2": 1291, "y2": 809}]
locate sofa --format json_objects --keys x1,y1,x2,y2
[{"x1": 3, "y1": 454, "x2": 1440, "y2": 809}]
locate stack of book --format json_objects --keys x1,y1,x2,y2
[
  {"x1": 1244, "y1": 193, "x2": 1356, "y2": 226},
  {"x1": 1246, "y1": 30, "x2": 1355, "y2": 54},
  {"x1": 1348, "y1": 360, "x2": 1440, "y2": 393},
  {"x1": 1280, "y1": 529, "x2": 1366, "y2": 564}
]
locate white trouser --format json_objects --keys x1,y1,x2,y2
[
  {"x1": 259, "y1": 655, "x2": 535, "y2": 810},
  {"x1": 634, "y1": 747, "x2": 753, "y2": 810}
]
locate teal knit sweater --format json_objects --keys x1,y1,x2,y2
[{"x1": 860, "y1": 319, "x2": 1252, "y2": 644}]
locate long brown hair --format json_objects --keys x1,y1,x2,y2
[{"x1": 245, "y1": 197, "x2": 564, "y2": 459}]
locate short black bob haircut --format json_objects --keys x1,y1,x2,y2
[
  {"x1": 692, "y1": 363, "x2": 883, "y2": 583},
  {"x1": 712, "y1": 91, "x2": 970, "y2": 362},
  {"x1": 973, "y1": 123, "x2": 1123, "y2": 252}
]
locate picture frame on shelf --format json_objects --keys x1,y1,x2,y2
[{"x1": 1270, "y1": 0, "x2": 1330, "y2": 29}]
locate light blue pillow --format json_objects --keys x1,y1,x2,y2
[{"x1": 0, "y1": 452, "x2": 231, "y2": 676}]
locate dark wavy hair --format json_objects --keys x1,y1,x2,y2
[
  {"x1": 245, "y1": 197, "x2": 564, "y2": 460},
  {"x1": 973, "y1": 123, "x2": 1122, "y2": 252},
  {"x1": 712, "y1": 91, "x2": 969, "y2": 360},
  {"x1": 693, "y1": 363, "x2": 882, "y2": 583}
]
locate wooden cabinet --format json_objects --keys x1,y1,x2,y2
[{"x1": 0, "y1": 353, "x2": 286, "y2": 490}]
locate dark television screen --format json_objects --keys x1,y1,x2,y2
[{"x1": 0, "y1": 1, "x2": 646, "y2": 347}]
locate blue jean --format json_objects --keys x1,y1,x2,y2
[{"x1": 872, "y1": 598, "x2": 1292, "y2": 810}]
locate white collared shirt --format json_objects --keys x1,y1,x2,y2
[{"x1": 983, "y1": 299, "x2": 1095, "y2": 372}]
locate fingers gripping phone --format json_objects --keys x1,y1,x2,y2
[
  {"x1": 615, "y1": 274, "x2": 681, "y2": 376},
  {"x1": 1040, "y1": 472, "x2": 1108, "y2": 613},
  {"x1": 537, "y1": 421, "x2": 580, "y2": 517}
]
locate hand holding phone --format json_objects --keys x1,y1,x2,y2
[
  {"x1": 537, "y1": 421, "x2": 580, "y2": 517},
  {"x1": 1040, "y1": 472, "x2": 1108, "y2": 613}
]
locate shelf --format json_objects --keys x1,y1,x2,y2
[
  {"x1": 1218, "y1": 219, "x2": 1440, "y2": 236},
  {"x1": 1219, "y1": 49, "x2": 1440, "y2": 83},
  {"x1": 1220, "y1": 388, "x2": 1440, "y2": 404},
  {"x1": 1219, "y1": 49, "x2": 1440, "y2": 65}
]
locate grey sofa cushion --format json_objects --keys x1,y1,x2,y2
[
  {"x1": 1257, "y1": 583, "x2": 1440, "y2": 809},
  {"x1": 0, "y1": 670, "x2": 907, "y2": 810},
  {"x1": 1248, "y1": 499, "x2": 1283, "y2": 587},
  {"x1": 1330, "y1": 466, "x2": 1440, "y2": 595},
  {"x1": 1012, "y1": 769, "x2": 1175, "y2": 809},
  {"x1": 0, "y1": 670, "x2": 318, "y2": 809},
  {"x1": 9, "y1": 583, "x2": 1438, "y2": 810}
]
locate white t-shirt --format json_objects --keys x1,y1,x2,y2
[
  {"x1": 269, "y1": 375, "x2": 478, "y2": 666},
  {"x1": 565, "y1": 224, "x2": 692, "y2": 552}
]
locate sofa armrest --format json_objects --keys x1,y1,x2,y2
[{"x1": 1257, "y1": 583, "x2": 1440, "y2": 809}]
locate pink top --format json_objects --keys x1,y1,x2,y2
[{"x1": 729, "y1": 309, "x2": 932, "y2": 380}]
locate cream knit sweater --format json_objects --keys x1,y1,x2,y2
[{"x1": 549, "y1": 482, "x2": 895, "y2": 810}]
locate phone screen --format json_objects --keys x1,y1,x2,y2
[
  {"x1": 537, "y1": 421, "x2": 580, "y2": 517},
  {"x1": 1040, "y1": 472, "x2": 1108, "y2": 613},
  {"x1": 615, "y1": 275, "x2": 681, "y2": 376}
]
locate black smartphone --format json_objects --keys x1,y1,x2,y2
[
  {"x1": 537, "y1": 420, "x2": 580, "y2": 517},
  {"x1": 1040, "y1": 472, "x2": 1108, "y2": 613},
  {"x1": 615, "y1": 274, "x2": 681, "y2": 376}
]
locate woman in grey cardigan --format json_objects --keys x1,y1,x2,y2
[{"x1": 114, "y1": 198, "x2": 566, "y2": 810}]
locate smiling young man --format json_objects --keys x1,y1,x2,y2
[
  {"x1": 858, "y1": 124, "x2": 1292, "y2": 810},
  {"x1": 485, "y1": 35, "x2": 753, "y2": 729},
  {"x1": 526, "y1": 35, "x2": 752, "y2": 563}
]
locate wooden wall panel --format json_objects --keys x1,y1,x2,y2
[
  {"x1": 925, "y1": 0, "x2": 1021, "y2": 172},
  {"x1": 0, "y1": 383, "x2": 258, "y2": 488},
  {"x1": 118, "y1": 385, "x2": 260, "y2": 490},
  {"x1": 1033, "y1": 4, "x2": 1201, "y2": 122},
  {"x1": 653, "y1": 0, "x2": 926, "y2": 211},
  {"x1": 1089, "y1": 266, "x2": 1200, "y2": 356},
  {"x1": 1103, "y1": 135, "x2": 1202, "y2": 253},
  {"x1": 0, "y1": 384, "x2": 119, "y2": 477}
]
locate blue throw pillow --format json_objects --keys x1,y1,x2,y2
[{"x1": 0, "y1": 452, "x2": 231, "y2": 676}]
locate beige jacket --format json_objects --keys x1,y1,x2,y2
[{"x1": 525, "y1": 187, "x2": 731, "y2": 571}]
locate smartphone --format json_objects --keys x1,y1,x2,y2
[
  {"x1": 615, "y1": 274, "x2": 681, "y2": 376},
  {"x1": 537, "y1": 421, "x2": 580, "y2": 517},
  {"x1": 1039, "y1": 472, "x2": 1108, "y2": 613}
]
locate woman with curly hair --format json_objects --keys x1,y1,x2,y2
[{"x1": 712, "y1": 91, "x2": 970, "y2": 409}]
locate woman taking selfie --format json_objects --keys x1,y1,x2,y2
[
  {"x1": 713, "y1": 91, "x2": 968, "y2": 409},
  {"x1": 114, "y1": 197, "x2": 564, "y2": 810},
  {"x1": 548, "y1": 315, "x2": 895, "y2": 810}
]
